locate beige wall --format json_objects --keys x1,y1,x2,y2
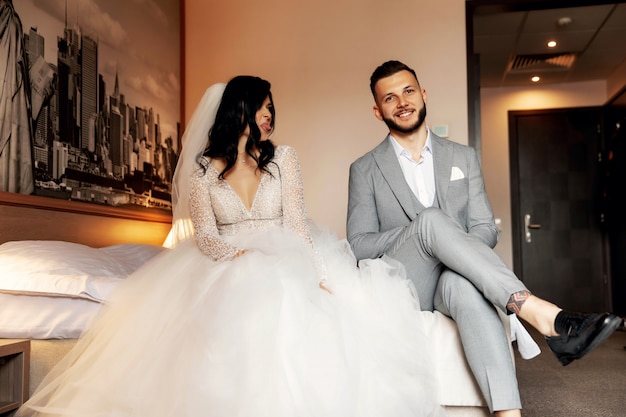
[
  {"x1": 480, "y1": 80, "x2": 607, "y2": 268},
  {"x1": 184, "y1": 0, "x2": 468, "y2": 237}
]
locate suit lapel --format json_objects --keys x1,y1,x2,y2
[
  {"x1": 432, "y1": 134, "x2": 452, "y2": 211},
  {"x1": 372, "y1": 136, "x2": 418, "y2": 220}
]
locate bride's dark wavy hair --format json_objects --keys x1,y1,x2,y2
[{"x1": 203, "y1": 75, "x2": 276, "y2": 178}]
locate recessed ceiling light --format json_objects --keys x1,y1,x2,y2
[
  {"x1": 547, "y1": 40, "x2": 557, "y2": 48},
  {"x1": 531, "y1": 76, "x2": 541, "y2": 82}
]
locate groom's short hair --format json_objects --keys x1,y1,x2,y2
[{"x1": 370, "y1": 60, "x2": 419, "y2": 97}]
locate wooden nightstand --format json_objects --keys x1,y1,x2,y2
[{"x1": 0, "y1": 339, "x2": 30, "y2": 417}]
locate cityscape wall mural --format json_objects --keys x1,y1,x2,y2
[{"x1": 1, "y1": 0, "x2": 181, "y2": 217}]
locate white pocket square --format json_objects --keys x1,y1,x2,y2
[{"x1": 450, "y1": 166, "x2": 465, "y2": 181}]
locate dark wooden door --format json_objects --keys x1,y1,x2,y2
[
  {"x1": 604, "y1": 89, "x2": 626, "y2": 316},
  {"x1": 509, "y1": 108, "x2": 609, "y2": 312}
]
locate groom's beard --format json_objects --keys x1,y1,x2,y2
[{"x1": 383, "y1": 104, "x2": 427, "y2": 134}]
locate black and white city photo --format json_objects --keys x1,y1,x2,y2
[{"x1": 1, "y1": 0, "x2": 181, "y2": 214}]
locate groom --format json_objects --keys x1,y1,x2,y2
[{"x1": 346, "y1": 60, "x2": 622, "y2": 416}]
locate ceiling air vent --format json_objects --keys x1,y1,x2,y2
[{"x1": 508, "y1": 53, "x2": 577, "y2": 73}]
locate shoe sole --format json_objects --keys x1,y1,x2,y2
[{"x1": 558, "y1": 315, "x2": 624, "y2": 366}]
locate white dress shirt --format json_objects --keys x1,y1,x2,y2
[{"x1": 390, "y1": 129, "x2": 436, "y2": 207}]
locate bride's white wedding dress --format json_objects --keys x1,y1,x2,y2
[{"x1": 18, "y1": 145, "x2": 444, "y2": 417}]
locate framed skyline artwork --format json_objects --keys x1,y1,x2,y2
[{"x1": 0, "y1": 0, "x2": 181, "y2": 223}]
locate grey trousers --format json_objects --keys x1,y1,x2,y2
[{"x1": 385, "y1": 207, "x2": 527, "y2": 412}]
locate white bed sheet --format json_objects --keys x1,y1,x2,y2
[{"x1": 0, "y1": 292, "x2": 100, "y2": 339}]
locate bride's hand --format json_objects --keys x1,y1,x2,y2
[
  {"x1": 319, "y1": 281, "x2": 333, "y2": 294},
  {"x1": 232, "y1": 249, "x2": 247, "y2": 259}
]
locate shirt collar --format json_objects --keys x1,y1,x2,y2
[{"x1": 389, "y1": 127, "x2": 433, "y2": 160}]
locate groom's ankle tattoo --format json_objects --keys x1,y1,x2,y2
[{"x1": 506, "y1": 290, "x2": 530, "y2": 314}]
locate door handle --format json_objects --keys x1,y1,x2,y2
[{"x1": 524, "y1": 214, "x2": 542, "y2": 243}]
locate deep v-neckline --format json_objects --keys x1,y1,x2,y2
[{"x1": 208, "y1": 162, "x2": 264, "y2": 213}]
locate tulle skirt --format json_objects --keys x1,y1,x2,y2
[{"x1": 17, "y1": 226, "x2": 444, "y2": 417}]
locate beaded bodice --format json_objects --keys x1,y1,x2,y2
[{"x1": 189, "y1": 145, "x2": 313, "y2": 262}]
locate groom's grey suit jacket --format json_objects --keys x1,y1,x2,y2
[
  {"x1": 347, "y1": 133, "x2": 525, "y2": 411},
  {"x1": 347, "y1": 133, "x2": 499, "y2": 263}
]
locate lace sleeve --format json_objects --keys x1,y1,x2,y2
[
  {"x1": 189, "y1": 164, "x2": 240, "y2": 261},
  {"x1": 279, "y1": 146, "x2": 328, "y2": 281}
]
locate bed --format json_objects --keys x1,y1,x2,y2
[
  {"x1": 0, "y1": 191, "x2": 171, "y2": 397},
  {"x1": 0, "y1": 190, "x2": 511, "y2": 416}
]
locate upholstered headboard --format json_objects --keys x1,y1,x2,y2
[{"x1": 0, "y1": 191, "x2": 171, "y2": 247}]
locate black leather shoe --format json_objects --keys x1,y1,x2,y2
[{"x1": 546, "y1": 312, "x2": 623, "y2": 366}]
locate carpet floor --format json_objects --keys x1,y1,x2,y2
[{"x1": 514, "y1": 322, "x2": 626, "y2": 417}]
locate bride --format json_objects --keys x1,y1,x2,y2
[{"x1": 17, "y1": 76, "x2": 445, "y2": 417}]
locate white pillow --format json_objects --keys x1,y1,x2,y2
[
  {"x1": 0, "y1": 240, "x2": 165, "y2": 302},
  {"x1": 99, "y1": 243, "x2": 165, "y2": 272}
]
